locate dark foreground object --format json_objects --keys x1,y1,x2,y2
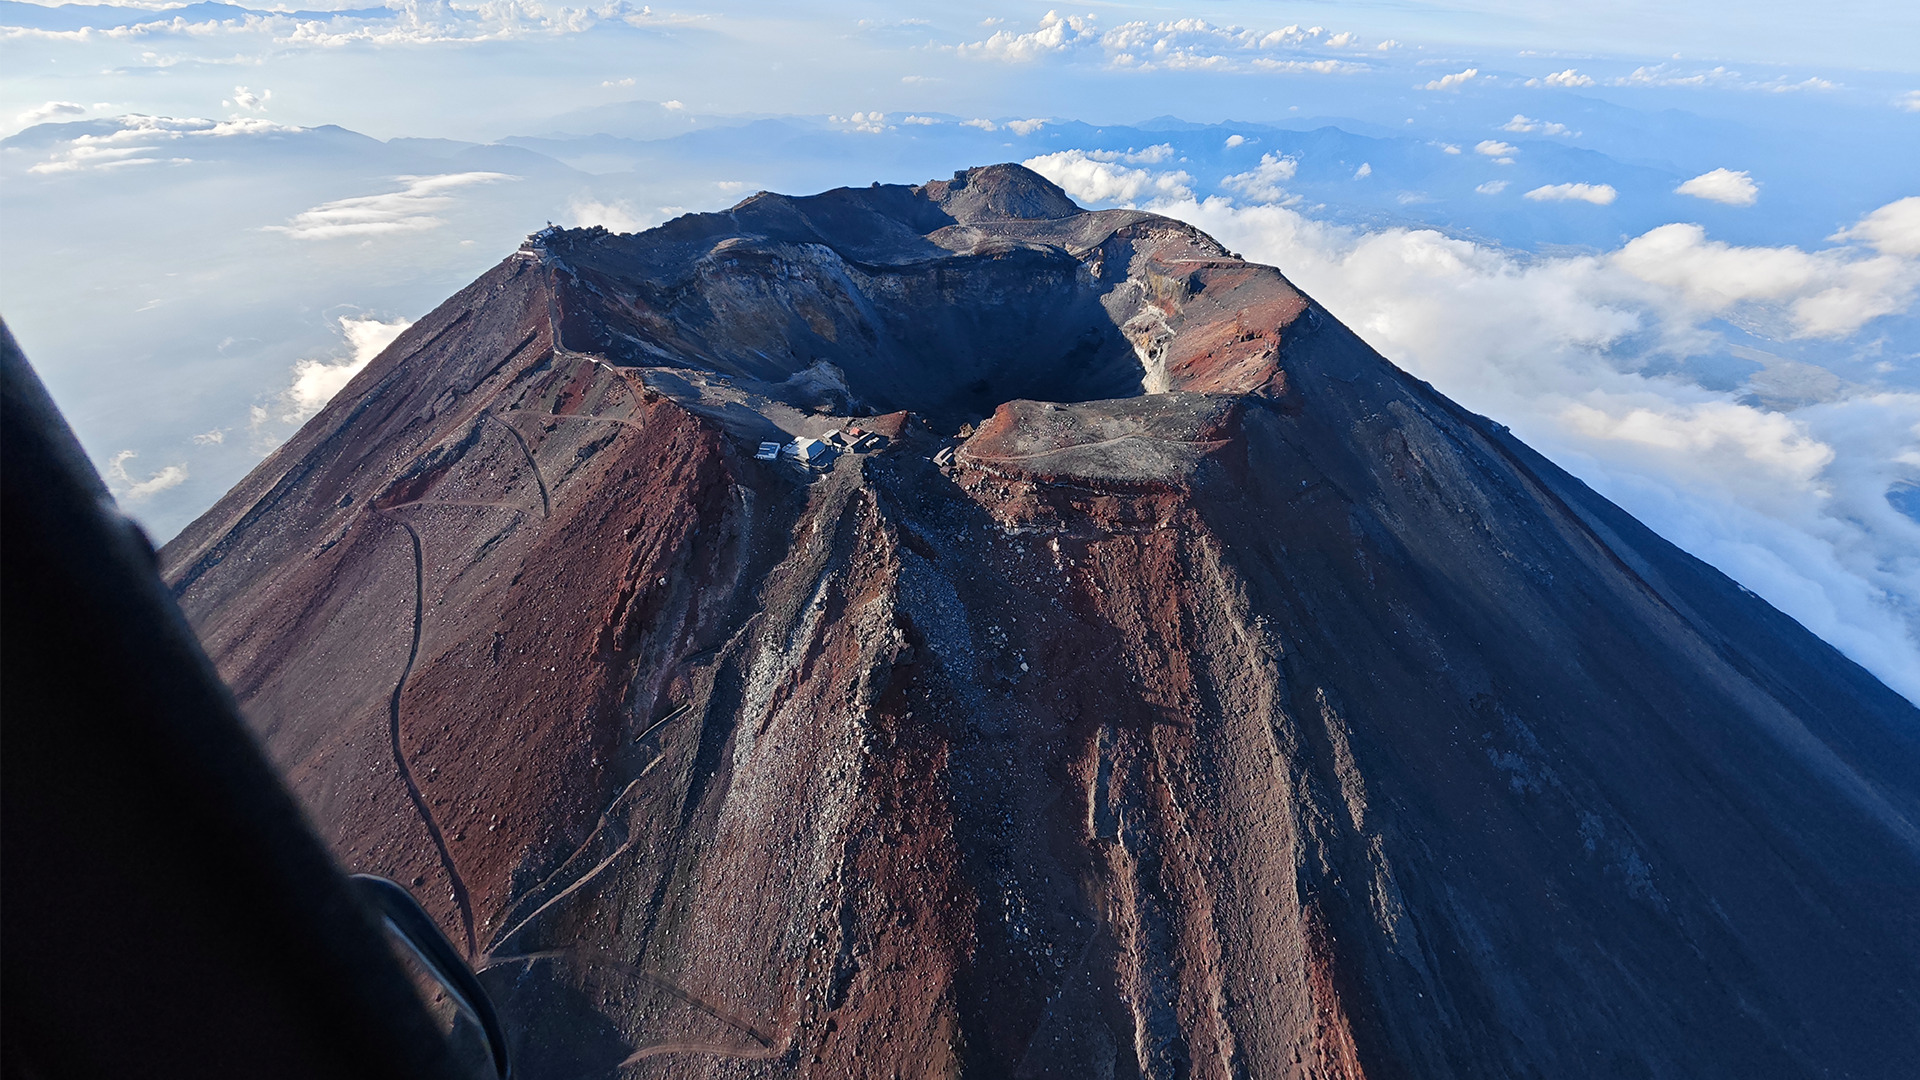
[
  {"x1": 0, "y1": 324, "x2": 490, "y2": 1079},
  {"x1": 160, "y1": 166, "x2": 1920, "y2": 1079}
]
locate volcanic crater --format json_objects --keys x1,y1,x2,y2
[{"x1": 162, "y1": 164, "x2": 1920, "y2": 1080}]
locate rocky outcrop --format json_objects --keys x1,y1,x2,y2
[{"x1": 163, "y1": 165, "x2": 1920, "y2": 1079}]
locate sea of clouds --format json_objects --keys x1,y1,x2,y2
[{"x1": 1025, "y1": 153, "x2": 1920, "y2": 699}]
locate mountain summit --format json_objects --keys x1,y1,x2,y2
[{"x1": 163, "y1": 164, "x2": 1920, "y2": 1079}]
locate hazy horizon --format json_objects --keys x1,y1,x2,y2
[{"x1": 4, "y1": 0, "x2": 1918, "y2": 702}]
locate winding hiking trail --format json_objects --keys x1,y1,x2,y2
[
  {"x1": 481, "y1": 410, "x2": 550, "y2": 519},
  {"x1": 379, "y1": 500, "x2": 532, "y2": 513},
  {"x1": 383, "y1": 515, "x2": 477, "y2": 957},
  {"x1": 481, "y1": 706, "x2": 694, "y2": 958},
  {"x1": 370, "y1": 393, "x2": 621, "y2": 960},
  {"x1": 483, "y1": 780, "x2": 647, "y2": 957}
]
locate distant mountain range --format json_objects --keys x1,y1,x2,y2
[{"x1": 0, "y1": 1, "x2": 390, "y2": 31}]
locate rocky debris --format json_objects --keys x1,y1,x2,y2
[
  {"x1": 163, "y1": 164, "x2": 1920, "y2": 1080},
  {"x1": 959, "y1": 394, "x2": 1239, "y2": 486}
]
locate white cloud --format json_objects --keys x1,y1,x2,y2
[
  {"x1": 1831, "y1": 197, "x2": 1920, "y2": 257},
  {"x1": 1377, "y1": 38, "x2": 1399, "y2": 50},
  {"x1": 1253, "y1": 24, "x2": 1324, "y2": 48},
  {"x1": 1613, "y1": 220, "x2": 1918, "y2": 337},
  {"x1": 26, "y1": 116, "x2": 187, "y2": 173},
  {"x1": 281, "y1": 315, "x2": 412, "y2": 422},
  {"x1": 1675, "y1": 167, "x2": 1759, "y2": 206},
  {"x1": 29, "y1": 141, "x2": 176, "y2": 174},
  {"x1": 225, "y1": 85, "x2": 269, "y2": 112},
  {"x1": 1613, "y1": 64, "x2": 1838, "y2": 93},
  {"x1": 1224, "y1": 134, "x2": 1246, "y2": 148},
  {"x1": 1439, "y1": 143, "x2": 1462, "y2": 154},
  {"x1": 1421, "y1": 67, "x2": 1478, "y2": 91},
  {"x1": 568, "y1": 195, "x2": 649, "y2": 233},
  {"x1": 1502, "y1": 114, "x2": 1573, "y2": 136},
  {"x1": 14, "y1": 100, "x2": 87, "y2": 127},
  {"x1": 1898, "y1": 91, "x2": 1920, "y2": 113},
  {"x1": 601, "y1": 77, "x2": 634, "y2": 88},
  {"x1": 902, "y1": 114, "x2": 938, "y2": 125},
  {"x1": 1004, "y1": 117, "x2": 1048, "y2": 136},
  {"x1": 25, "y1": 113, "x2": 302, "y2": 173},
  {"x1": 264, "y1": 172, "x2": 512, "y2": 240},
  {"x1": 661, "y1": 99, "x2": 685, "y2": 110},
  {"x1": 141, "y1": 3, "x2": 711, "y2": 50},
  {"x1": 106, "y1": 450, "x2": 187, "y2": 500},
  {"x1": 1558, "y1": 400, "x2": 1832, "y2": 479},
  {"x1": 1353, "y1": 162, "x2": 1372, "y2": 179},
  {"x1": 1023, "y1": 149, "x2": 1193, "y2": 206},
  {"x1": 1617, "y1": 64, "x2": 1738, "y2": 88},
  {"x1": 1475, "y1": 139, "x2": 1518, "y2": 164},
  {"x1": 1525, "y1": 181, "x2": 1617, "y2": 204},
  {"x1": 961, "y1": 118, "x2": 996, "y2": 131},
  {"x1": 1530, "y1": 68, "x2": 1594, "y2": 87},
  {"x1": 202, "y1": 118, "x2": 290, "y2": 137},
  {"x1": 1151, "y1": 196, "x2": 1920, "y2": 703},
  {"x1": 829, "y1": 111, "x2": 892, "y2": 133},
  {"x1": 955, "y1": 9, "x2": 1097, "y2": 61},
  {"x1": 192, "y1": 428, "x2": 225, "y2": 445},
  {"x1": 1219, "y1": 152, "x2": 1299, "y2": 203},
  {"x1": 953, "y1": 13, "x2": 1368, "y2": 73},
  {"x1": 1250, "y1": 57, "x2": 1360, "y2": 75},
  {"x1": 1073, "y1": 145, "x2": 1173, "y2": 165},
  {"x1": 0, "y1": 2, "x2": 673, "y2": 52},
  {"x1": 1476, "y1": 180, "x2": 1509, "y2": 194}
]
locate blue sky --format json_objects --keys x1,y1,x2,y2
[{"x1": 3, "y1": 1, "x2": 1919, "y2": 699}]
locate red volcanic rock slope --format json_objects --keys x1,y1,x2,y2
[{"x1": 163, "y1": 165, "x2": 1920, "y2": 1079}]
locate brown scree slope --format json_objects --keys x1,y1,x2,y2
[{"x1": 163, "y1": 164, "x2": 1920, "y2": 1079}]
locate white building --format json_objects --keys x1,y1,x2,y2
[{"x1": 783, "y1": 436, "x2": 833, "y2": 466}]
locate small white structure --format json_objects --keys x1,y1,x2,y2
[
  {"x1": 755, "y1": 442, "x2": 782, "y2": 461},
  {"x1": 783, "y1": 436, "x2": 833, "y2": 466},
  {"x1": 932, "y1": 445, "x2": 956, "y2": 467}
]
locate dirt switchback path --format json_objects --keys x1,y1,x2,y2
[{"x1": 384, "y1": 515, "x2": 476, "y2": 957}]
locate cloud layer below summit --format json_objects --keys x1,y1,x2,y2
[
  {"x1": 3, "y1": 2, "x2": 1917, "y2": 699},
  {"x1": 997, "y1": 132, "x2": 1920, "y2": 698},
  {"x1": 1153, "y1": 195, "x2": 1920, "y2": 703}
]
